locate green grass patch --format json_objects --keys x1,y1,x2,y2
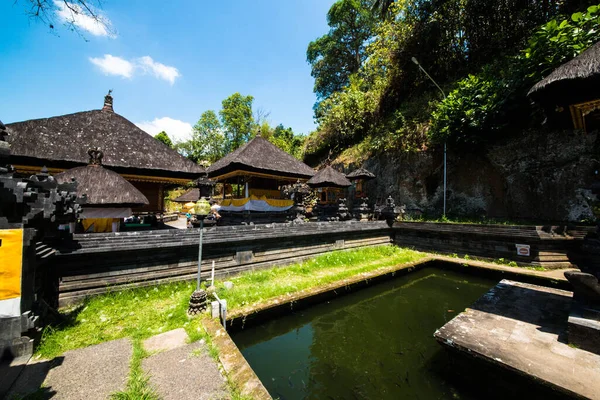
[
  {"x1": 110, "y1": 339, "x2": 158, "y2": 400},
  {"x1": 36, "y1": 245, "x2": 425, "y2": 360},
  {"x1": 214, "y1": 245, "x2": 425, "y2": 310}
]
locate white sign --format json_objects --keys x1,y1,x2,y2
[{"x1": 515, "y1": 244, "x2": 530, "y2": 257}]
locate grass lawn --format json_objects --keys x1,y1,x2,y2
[{"x1": 36, "y1": 245, "x2": 425, "y2": 359}]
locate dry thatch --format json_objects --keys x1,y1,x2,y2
[
  {"x1": 55, "y1": 164, "x2": 149, "y2": 206},
  {"x1": 207, "y1": 136, "x2": 315, "y2": 180},
  {"x1": 173, "y1": 188, "x2": 201, "y2": 203},
  {"x1": 346, "y1": 167, "x2": 375, "y2": 181},
  {"x1": 307, "y1": 165, "x2": 352, "y2": 188},
  {"x1": 528, "y1": 41, "x2": 600, "y2": 102},
  {"x1": 6, "y1": 99, "x2": 204, "y2": 178}
]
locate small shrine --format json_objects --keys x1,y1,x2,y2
[
  {"x1": 306, "y1": 165, "x2": 352, "y2": 221},
  {"x1": 172, "y1": 174, "x2": 216, "y2": 213},
  {"x1": 528, "y1": 41, "x2": 600, "y2": 133},
  {"x1": 346, "y1": 167, "x2": 375, "y2": 199},
  {"x1": 55, "y1": 149, "x2": 149, "y2": 233}
]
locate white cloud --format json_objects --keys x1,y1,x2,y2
[
  {"x1": 89, "y1": 55, "x2": 134, "y2": 78},
  {"x1": 136, "y1": 117, "x2": 193, "y2": 143},
  {"x1": 138, "y1": 56, "x2": 181, "y2": 85},
  {"x1": 89, "y1": 55, "x2": 181, "y2": 84},
  {"x1": 54, "y1": 1, "x2": 115, "y2": 37}
]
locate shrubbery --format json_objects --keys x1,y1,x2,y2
[{"x1": 429, "y1": 5, "x2": 600, "y2": 146}]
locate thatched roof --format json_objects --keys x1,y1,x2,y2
[
  {"x1": 173, "y1": 188, "x2": 201, "y2": 203},
  {"x1": 307, "y1": 165, "x2": 352, "y2": 188},
  {"x1": 55, "y1": 153, "x2": 149, "y2": 207},
  {"x1": 528, "y1": 41, "x2": 600, "y2": 102},
  {"x1": 195, "y1": 175, "x2": 215, "y2": 186},
  {"x1": 346, "y1": 167, "x2": 375, "y2": 181},
  {"x1": 206, "y1": 136, "x2": 315, "y2": 180},
  {"x1": 5, "y1": 94, "x2": 204, "y2": 178}
]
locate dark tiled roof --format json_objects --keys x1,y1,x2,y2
[
  {"x1": 307, "y1": 165, "x2": 352, "y2": 188},
  {"x1": 206, "y1": 136, "x2": 315, "y2": 179},
  {"x1": 6, "y1": 109, "x2": 204, "y2": 176},
  {"x1": 55, "y1": 164, "x2": 149, "y2": 206},
  {"x1": 346, "y1": 167, "x2": 375, "y2": 180}
]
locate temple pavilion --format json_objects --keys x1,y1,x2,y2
[
  {"x1": 528, "y1": 41, "x2": 600, "y2": 133},
  {"x1": 206, "y1": 135, "x2": 315, "y2": 213},
  {"x1": 307, "y1": 165, "x2": 352, "y2": 205},
  {"x1": 55, "y1": 149, "x2": 149, "y2": 233},
  {"x1": 5, "y1": 92, "x2": 205, "y2": 213}
]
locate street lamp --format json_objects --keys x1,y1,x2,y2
[
  {"x1": 188, "y1": 197, "x2": 211, "y2": 315},
  {"x1": 411, "y1": 57, "x2": 447, "y2": 217}
]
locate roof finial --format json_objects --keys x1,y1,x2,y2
[
  {"x1": 102, "y1": 90, "x2": 114, "y2": 112},
  {"x1": 88, "y1": 148, "x2": 104, "y2": 166}
]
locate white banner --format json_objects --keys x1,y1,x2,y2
[{"x1": 220, "y1": 200, "x2": 293, "y2": 212}]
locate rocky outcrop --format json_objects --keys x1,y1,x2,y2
[{"x1": 354, "y1": 129, "x2": 599, "y2": 221}]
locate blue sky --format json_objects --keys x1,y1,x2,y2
[{"x1": 0, "y1": 0, "x2": 335, "y2": 142}]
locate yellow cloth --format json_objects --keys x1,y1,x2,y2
[
  {"x1": 182, "y1": 202, "x2": 196, "y2": 212},
  {"x1": 265, "y1": 198, "x2": 294, "y2": 207},
  {"x1": 82, "y1": 218, "x2": 118, "y2": 233},
  {"x1": 230, "y1": 198, "x2": 250, "y2": 207},
  {"x1": 0, "y1": 229, "x2": 23, "y2": 300}
]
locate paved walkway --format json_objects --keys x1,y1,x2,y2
[
  {"x1": 6, "y1": 329, "x2": 227, "y2": 399},
  {"x1": 164, "y1": 216, "x2": 189, "y2": 230}
]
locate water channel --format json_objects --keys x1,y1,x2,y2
[{"x1": 232, "y1": 267, "x2": 497, "y2": 399}]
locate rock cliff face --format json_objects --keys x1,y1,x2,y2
[{"x1": 354, "y1": 130, "x2": 599, "y2": 222}]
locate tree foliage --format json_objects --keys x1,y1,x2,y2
[
  {"x1": 16, "y1": 0, "x2": 114, "y2": 37},
  {"x1": 430, "y1": 4, "x2": 600, "y2": 146},
  {"x1": 307, "y1": 0, "x2": 377, "y2": 101},
  {"x1": 177, "y1": 111, "x2": 226, "y2": 164},
  {"x1": 220, "y1": 93, "x2": 255, "y2": 152},
  {"x1": 154, "y1": 131, "x2": 173, "y2": 148},
  {"x1": 176, "y1": 94, "x2": 305, "y2": 163},
  {"x1": 306, "y1": 0, "x2": 600, "y2": 160}
]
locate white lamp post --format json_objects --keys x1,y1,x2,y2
[{"x1": 411, "y1": 57, "x2": 447, "y2": 217}]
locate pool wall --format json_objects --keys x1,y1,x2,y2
[
  {"x1": 51, "y1": 221, "x2": 586, "y2": 306},
  {"x1": 226, "y1": 257, "x2": 571, "y2": 332}
]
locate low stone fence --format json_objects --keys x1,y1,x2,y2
[
  {"x1": 53, "y1": 221, "x2": 392, "y2": 306},
  {"x1": 51, "y1": 221, "x2": 593, "y2": 306},
  {"x1": 392, "y1": 222, "x2": 593, "y2": 268}
]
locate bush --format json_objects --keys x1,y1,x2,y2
[{"x1": 429, "y1": 4, "x2": 600, "y2": 146}]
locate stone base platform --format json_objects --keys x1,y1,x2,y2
[{"x1": 434, "y1": 280, "x2": 600, "y2": 400}]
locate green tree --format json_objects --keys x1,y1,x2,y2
[
  {"x1": 154, "y1": 131, "x2": 173, "y2": 148},
  {"x1": 193, "y1": 110, "x2": 226, "y2": 163},
  {"x1": 220, "y1": 93, "x2": 255, "y2": 151},
  {"x1": 307, "y1": 0, "x2": 377, "y2": 101}
]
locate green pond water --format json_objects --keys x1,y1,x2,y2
[{"x1": 232, "y1": 267, "x2": 497, "y2": 400}]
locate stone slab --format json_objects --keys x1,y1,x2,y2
[
  {"x1": 41, "y1": 338, "x2": 132, "y2": 400},
  {"x1": 568, "y1": 301, "x2": 600, "y2": 354},
  {"x1": 435, "y1": 280, "x2": 600, "y2": 400},
  {"x1": 143, "y1": 328, "x2": 189, "y2": 353},
  {"x1": 142, "y1": 341, "x2": 228, "y2": 400}
]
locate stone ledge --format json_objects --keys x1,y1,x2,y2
[
  {"x1": 203, "y1": 317, "x2": 271, "y2": 400},
  {"x1": 435, "y1": 280, "x2": 600, "y2": 399}
]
